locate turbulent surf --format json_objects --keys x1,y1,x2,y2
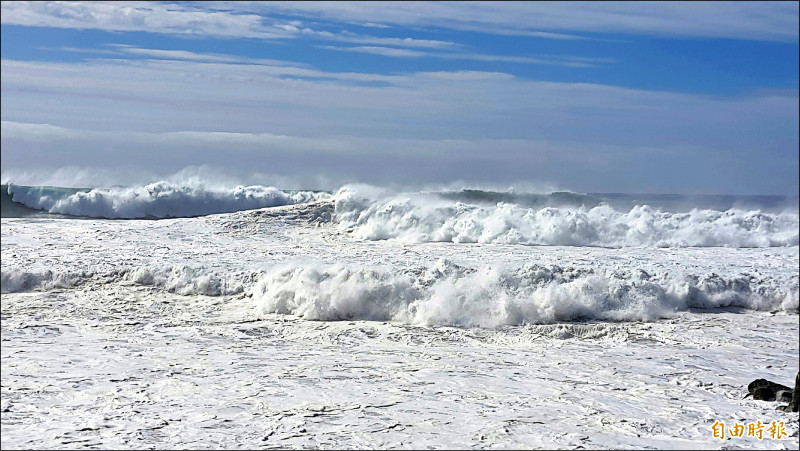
[{"x1": 2, "y1": 180, "x2": 798, "y2": 448}]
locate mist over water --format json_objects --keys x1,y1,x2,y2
[{"x1": 437, "y1": 189, "x2": 800, "y2": 213}]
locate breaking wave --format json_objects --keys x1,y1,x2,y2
[
  {"x1": 4, "y1": 260, "x2": 797, "y2": 327},
  {"x1": 252, "y1": 260, "x2": 799, "y2": 327},
  {"x1": 3, "y1": 183, "x2": 330, "y2": 219},
  {"x1": 0, "y1": 265, "x2": 254, "y2": 296},
  {"x1": 332, "y1": 185, "x2": 799, "y2": 248},
  {"x1": 4, "y1": 182, "x2": 798, "y2": 248}
]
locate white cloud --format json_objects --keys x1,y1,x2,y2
[
  {"x1": 301, "y1": 28, "x2": 456, "y2": 48},
  {"x1": 234, "y1": 1, "x2": 799, "y2": 42},
  {"x1": 120, "y1": 47, "x2": 250, "y2": 62},
  {"x1": 5, "y1": 2, "x2": 796, "y2": 48},
  {"x1": 321, "y1": 45, "x2": 613, "y2": 67},
  {"x1": 0, "y1": 120, "x2": 552, "y2": 157},
  {"x1": 319, "y1": 45, "x2": 427, "y2": 58},
  {"x1": 2, "y1": 54, "x2": 796, "y2": 136},
  {"x1": 2, "y1": 4, "x2": 796, "y2": 194},
  {"x1": 1, "y1": 52, "x2": 797, "y2": 193},
  {"x1": 0, "y1": 1, "x2": 291, "y2": 38},
  {"x1": 0, "y1": 1, "x2": 457, "y2": 48},
  {"x1": 106, "y1": 44, "x2": 305, "y2": 67}
]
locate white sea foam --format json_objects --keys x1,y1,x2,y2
[
  {"x1": 251, "y1": 259, "x2": 799, "y2": 327},
  {"x1": 0, "y1": 265, "x2": 251, "y2": 296},
  {"x1": 7, "y1": 182, "x2": 329, "y2": 219},
  {"x1": 332, "y1": 185, "x2": 799, "y2": 248},
  {"x1": 3, "y1": 178, "x2": 799, "y2": 450},
  {"x1": 0, "y1": 268, "x2": 91, "y2": 293}
]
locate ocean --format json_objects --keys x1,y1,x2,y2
[{"x1": 1, "y1": 181, "x2": 798, "y2": 448}]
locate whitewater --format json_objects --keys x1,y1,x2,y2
[{"x1": 2, "y1": 182, "x2": 798, "y2": 449}]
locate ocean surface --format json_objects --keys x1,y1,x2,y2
[{"x1": 2, "y1": 182, "x2": 798, "y2": 448}]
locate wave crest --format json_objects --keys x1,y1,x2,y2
[
  {"x1": 252, "y1": 260, "x2": 799, "y2": 327},
  {"x1": 332, "y1": 186, "x2": 799, "y2": 248},
  {"x1": 5, "y1": 259, "x2": 796, "y2": 327},
  {"x1": 6, "y1": 182, "x2": 329, "y2": 219}
]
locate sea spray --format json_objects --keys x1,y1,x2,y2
[{"x1": 332, "y1": 185, "x2": 799, "y2": 248}]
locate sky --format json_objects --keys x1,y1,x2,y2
[{"x1": 1, "y1": 1, "x2": 798, "y2": 194}]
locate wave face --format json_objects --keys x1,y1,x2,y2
[
  {"x1": 4, "y1": 183, "x2": 330, "y2": 219},
  {"x1": 252, "y1": 260, "x2": 799, "y2": 327},
  {"x1": 1, "y1": 184, "x2": 86, "y2": 218},
  {"x1": 332, "y1": 186, "x2": 799, "y2": 248}
]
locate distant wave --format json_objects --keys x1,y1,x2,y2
[
  {"x1": 3, "y1": 183, "x2": 330, "y2": 219},
  {"x1": 435, "y1": 189, "x2": 799, "y2": 213},
  {"x1": 332, "y1": 185, "x2": 799, "y2": 248},
  {"x1": 4, "y1": 182, "x2": 798, "y2": 248}
]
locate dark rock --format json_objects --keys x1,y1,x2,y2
[
  {"x1": 753, "y1": 387, "x2": 777, "y2": 401},
  {"x1": 777, "y1": 372, "x2": 799, "y2": 413},
  {"x1": 748, "y1": 378, "x2": 792, "y2": 395},
  {"x1": 794, "y1": 372, "x2": 800, "y2": 411},
  {"x1": 748, "y1": 378, "x2": 793, "y2": 404}
]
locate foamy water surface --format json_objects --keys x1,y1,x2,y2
[{"x1": 2, "y1": 183, "x2": 798, "y2": 448}]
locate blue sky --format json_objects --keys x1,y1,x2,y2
[{"x1": 1, "y1": 1, "x2": 798, "y2": 194}]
